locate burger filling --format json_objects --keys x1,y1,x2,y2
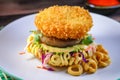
[{"x1": 30, "y1": 30, "x2": 94, "y2": 48}]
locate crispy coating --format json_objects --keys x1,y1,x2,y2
[{"x1": 35, "y1": 5, "x2": 93, "y2": 39}]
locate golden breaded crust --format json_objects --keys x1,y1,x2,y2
[{"x1": 35, "y1": 5, "x2": 93, "y2": 39}]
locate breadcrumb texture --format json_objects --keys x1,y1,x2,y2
[{"x1": 35, "y1": 5, "x2": 93, "y2": 39}]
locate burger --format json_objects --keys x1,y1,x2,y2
[{"x1": 25, "y1": 5, "x2": 111, "y2": 76}]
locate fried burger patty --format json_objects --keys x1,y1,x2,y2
[
  {"x1": 40, "y1": 35, "x2": 81, "y2": 47},
  {"x1": 35, "y1": 5, "x2": 93, "y2": 40}
]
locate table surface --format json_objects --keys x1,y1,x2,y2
[{"x1": 0, "y1": 1, "x2": 120, "y2": 28}]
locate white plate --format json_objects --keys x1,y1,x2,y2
[{"x1": 0, "y1": 13, "x2": 120, "y2": 80}]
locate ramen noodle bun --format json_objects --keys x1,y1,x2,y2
[{"x1": 35, "y1": 5, "x2": 93, "y2": 40}]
